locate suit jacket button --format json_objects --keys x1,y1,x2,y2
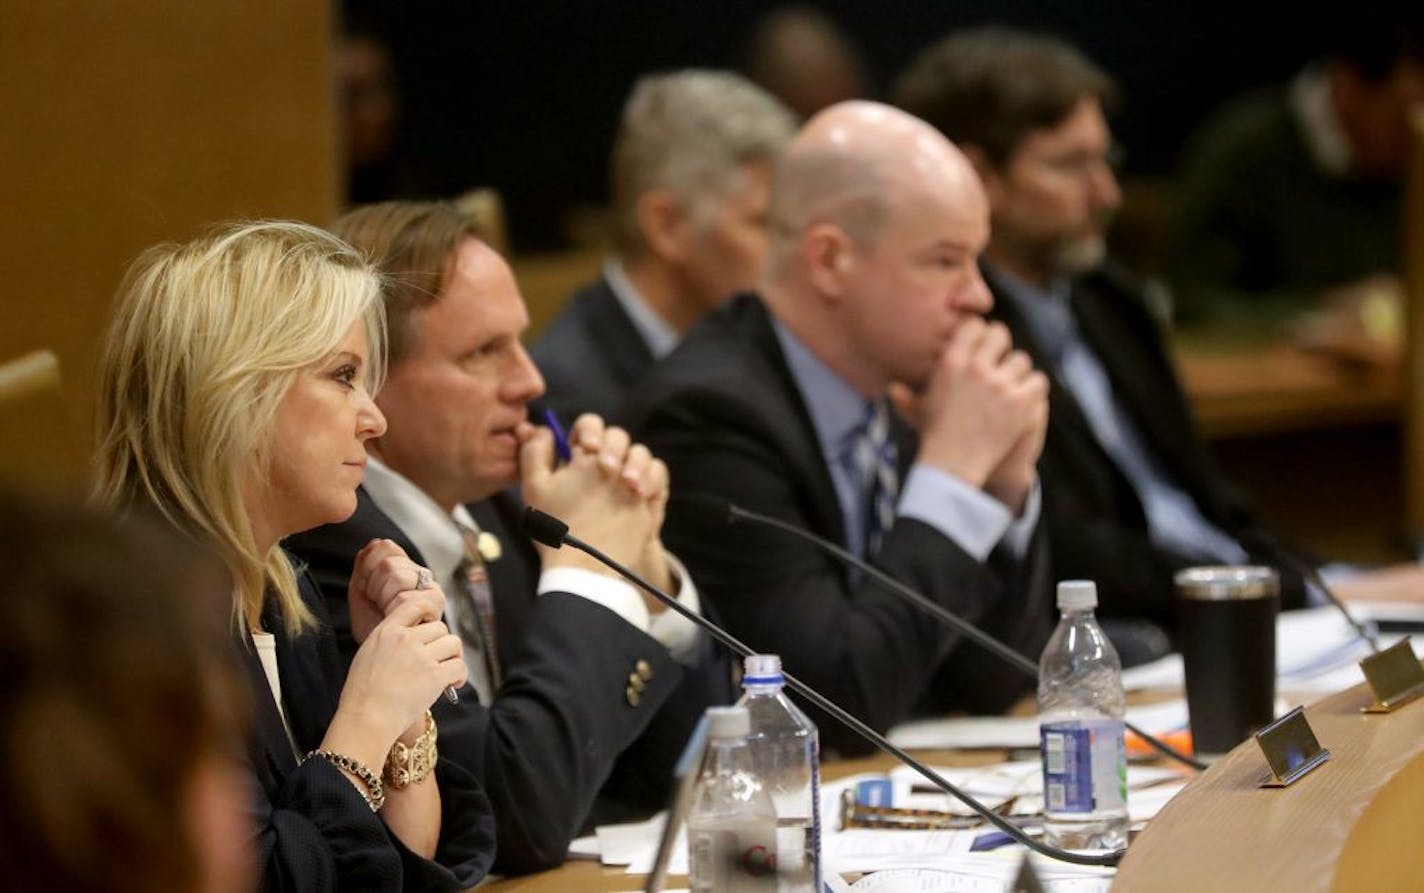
[
  {"x1": 635, "y1": 659, "x2": 654, "y2": 682},
  {"x1": 625, "y1": 685, "x2": 642, "y2": 707},
  {"x1": 628, "y1": 672, "x2": 646, "y2": 692}
]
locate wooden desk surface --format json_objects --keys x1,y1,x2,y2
[
  {"x1": 1113, "y1": 682, "x2": 1424, "y2": 891},
  {"x1": 1173, "y1": 339, "x2": 1400, "y2": 440},
  {"x1": 480, "y1": 683, "x2": 1424, "y2": 891}
]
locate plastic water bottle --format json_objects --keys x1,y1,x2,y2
[
  {"x1": 1037, "y1": 580, "x2": 1129, "y2": 850},
  {"x1": 737, "y1": 654, "x2": 821, "y2": 892},
  {"x1": 687, "y1": 706, "x2": 778, "y2": 893}
]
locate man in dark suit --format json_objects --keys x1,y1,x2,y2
[
  {"x1": 287, "y1": 201, "x2": 729, "y2": 874},
  {"x1": 892, "y1": 28, "x2": 1334, "y2": 641},
  {"x1": 625, "y1": 101, "x2": 1056, "y2": 754},
  {"x1": 531, "y1": 70, "x2": 796, "y2": 422}
]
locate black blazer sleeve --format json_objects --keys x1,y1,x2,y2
[
  {"x1": 245, "y1": 575, "x2": 495, "y2": 892},
  {"x1": 529, "y1": 276, "x2": 656, "y2": 425},
  {"x1": 249, "y1": 746, "x2": 401, "y2": 891}
]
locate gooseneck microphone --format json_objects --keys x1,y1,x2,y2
[
  {"x1": 1304, "y1": 565, "x2": 1380, "y2": 653},
  {"x1": 678, "y1": 493, "x2": 1207, "y2": 772},
  {"x1": 521, "y1": 506, "x2": 1125, "y2": 868}
]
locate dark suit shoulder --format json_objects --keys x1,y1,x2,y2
[
  {"x1": 625, "y1": 293, "x2": 795, "y2": 428},
  {"x1": 531, "y1": 275, "x2": 655, "y2": 422},
  {"x1": 1075, "y1": 264, "x2": 1170, "y2": 337},
  {"x1": 531, "y1": 278, "x2": 613, "y2": 364}
]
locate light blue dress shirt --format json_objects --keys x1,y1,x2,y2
[
  {"x1": 603, "y1": 259, "x2": 680, "y2": 360},
  {"x1": 773, "y1": 320, "x2": 1038, "y2": 562},
  {"x1": 985, "y1": 264, "x2": 1249, "y2": 566}
]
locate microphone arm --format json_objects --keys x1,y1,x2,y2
[
  {"x1": 1253, "y1": 532, "x2": 1380, "y2": 654},
  {"x1": 1303, "y1": 564, "x2": 1380, "y2": 653},
  {"x1": 680, "y1": 494, "x2": 1206, "y2": 772},
  {"x1": 521, "y1": 507, "x2": 1125, "y2": 868}
]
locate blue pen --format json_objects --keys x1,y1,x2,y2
[
  {"x1": 542, "y1": 407, "x2": 573, "y2": 465},
  {"x1": 970, "y1": 818, "x2": 1041, "y2": 852},
  {"x1": 969, "y1": 830, "x2": 1016, "y2": 852}
]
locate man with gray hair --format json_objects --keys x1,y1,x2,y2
[
  {"x1": 625, "y1": 101, "x2": 1055, "y2": 753},
  {"x1": 532, "y1": 69, "x2": 796, "y2": 422}
]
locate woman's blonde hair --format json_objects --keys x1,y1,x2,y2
[{"x1": 92, "y1": 220, "x2": 387, "y2": 634}]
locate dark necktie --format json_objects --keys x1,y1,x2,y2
[
  {"x1": 453, "y1": 523, "x2": 502, "y2": 693},
  {"x1": 864, "y1": 400, "x2": 900, "y2": 554},
  {"x1": 841, "y1": 400, "x2": 900, "y2": 556}
]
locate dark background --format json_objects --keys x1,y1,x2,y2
[{"x1": 344, "y1": 0, "x2": 1367, "y2": 250}]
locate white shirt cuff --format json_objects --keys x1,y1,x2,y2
[
  {"x1": 648, "y1": 552, "x2": 703, "y2": 664},
  {"x1": 1001, "y1": 480, "x2": 1041, "y2": 559},
  {"x1": 898, "y1": 465, "x2": 1038, "y2": 563},
  {"x1": 537, "y1": 555, "x2": 704, "y2": 664}
]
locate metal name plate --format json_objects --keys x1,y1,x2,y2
[
  {"x1": 1359, "y1": 638, "x2": 1424, "y2": 713},
  {"x1": 1255, "y1": 705, "x2": 1330, "y2": 788}
]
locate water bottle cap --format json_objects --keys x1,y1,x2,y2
[
  {"x1": 705, "y1": 705, "x2": 751, "y2": 739},
  {"x1": 1057, "y1": 579, "x2": 1098, "y2": 610},
  {"x1": 742, "y1": 653, "x2": 783, "y2": 684}
]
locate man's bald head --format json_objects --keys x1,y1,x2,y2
[
  {"x1": 765, "y1": 100, "x2": 984, "y2": 278},
  {"x1": 758, "y1": 100, "x2": 992, "y2": 396}
]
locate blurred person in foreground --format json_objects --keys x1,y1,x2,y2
[
  {"x1": 92, "y1": 221, "x2": 493, "y2": 891},
  {"x1": 895, "y1": 26, "x2": 1424, "y2": 646},
  {"x1": 289, "y1": 201, "x2": 729, "y2": 873},
  {"x1": 532, "y1": 70, "x2": 796, "y2": 422},
  {"x1": 0, "y1": 495, "x2": 251, "y2": 893},
  {"x1": 1169, "y1": 12, "x2": 1424, "y2": 334},
  {"x1": 626, "y1": 101, "x2": 1055, "y2": 754}
]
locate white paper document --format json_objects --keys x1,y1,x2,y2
[
  {"x1": 845, "y1": 855, "x2": 1114, "y2": 892},
  {"x1": 887, "y1": 700, "x2": 1191, "y2": 752},
  {"x1": 843, "y1": 865, "x2": 1110, "y2": 893},
  {"x1": 1119, "y1": 605, "x2": 1417, "y2": 695}
]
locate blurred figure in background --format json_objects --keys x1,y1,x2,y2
[
  {"x1": 741, "y1": 5, "x2": 869, "y2": 121},
  {"x1": 533, "y1": 70, "x2": 796, "y2": 422},
  {"x1": 1169, "y1": 13, "x2": 1424, "y2": 333},
  {"x1": 338, "y1": 23, "x2": 427, "y2": 205},
  {"x1": 0, "y1": 495, "x2": 251, "y2": 893}
]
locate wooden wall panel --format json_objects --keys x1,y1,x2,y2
[{"x1": 0, "y1": 0, "x2": 338, "y2": 494}]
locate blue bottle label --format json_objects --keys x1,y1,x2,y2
[{"x1": 1040, "y1": 718, "x2": 1127, "y2": 814}]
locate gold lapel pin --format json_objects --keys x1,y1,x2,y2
[{"x1": 477, "y1": 531, "x2": 502, "y2": 563}]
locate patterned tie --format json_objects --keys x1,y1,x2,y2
[
  {"x1": 862, "y1": 400, "x2": 900, "y2": 555},
  {"x1": 839, "y1": 400, "x2": 900, "y2": 557},
  {"x1": 453, "y1": 523, "x2": 502, "y2": 693}
]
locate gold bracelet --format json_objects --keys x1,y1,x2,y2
[
  {"x1": 384, "y1": 710, "x2": 438, "y2": 789},
  {"x1": 305, "y1": 749, "x2": 385, "y2": 812}
]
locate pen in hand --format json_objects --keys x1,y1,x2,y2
[
  {"x1": 542, "y1": 407, "x2": 573, "y2": 466},
  {"x1": 412, "y1": 565, "x2": 461, "y2": 706}
]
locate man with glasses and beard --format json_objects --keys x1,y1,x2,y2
[{"x1": 894, "y1": 27, "x2": 1314, "y2": 658}]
